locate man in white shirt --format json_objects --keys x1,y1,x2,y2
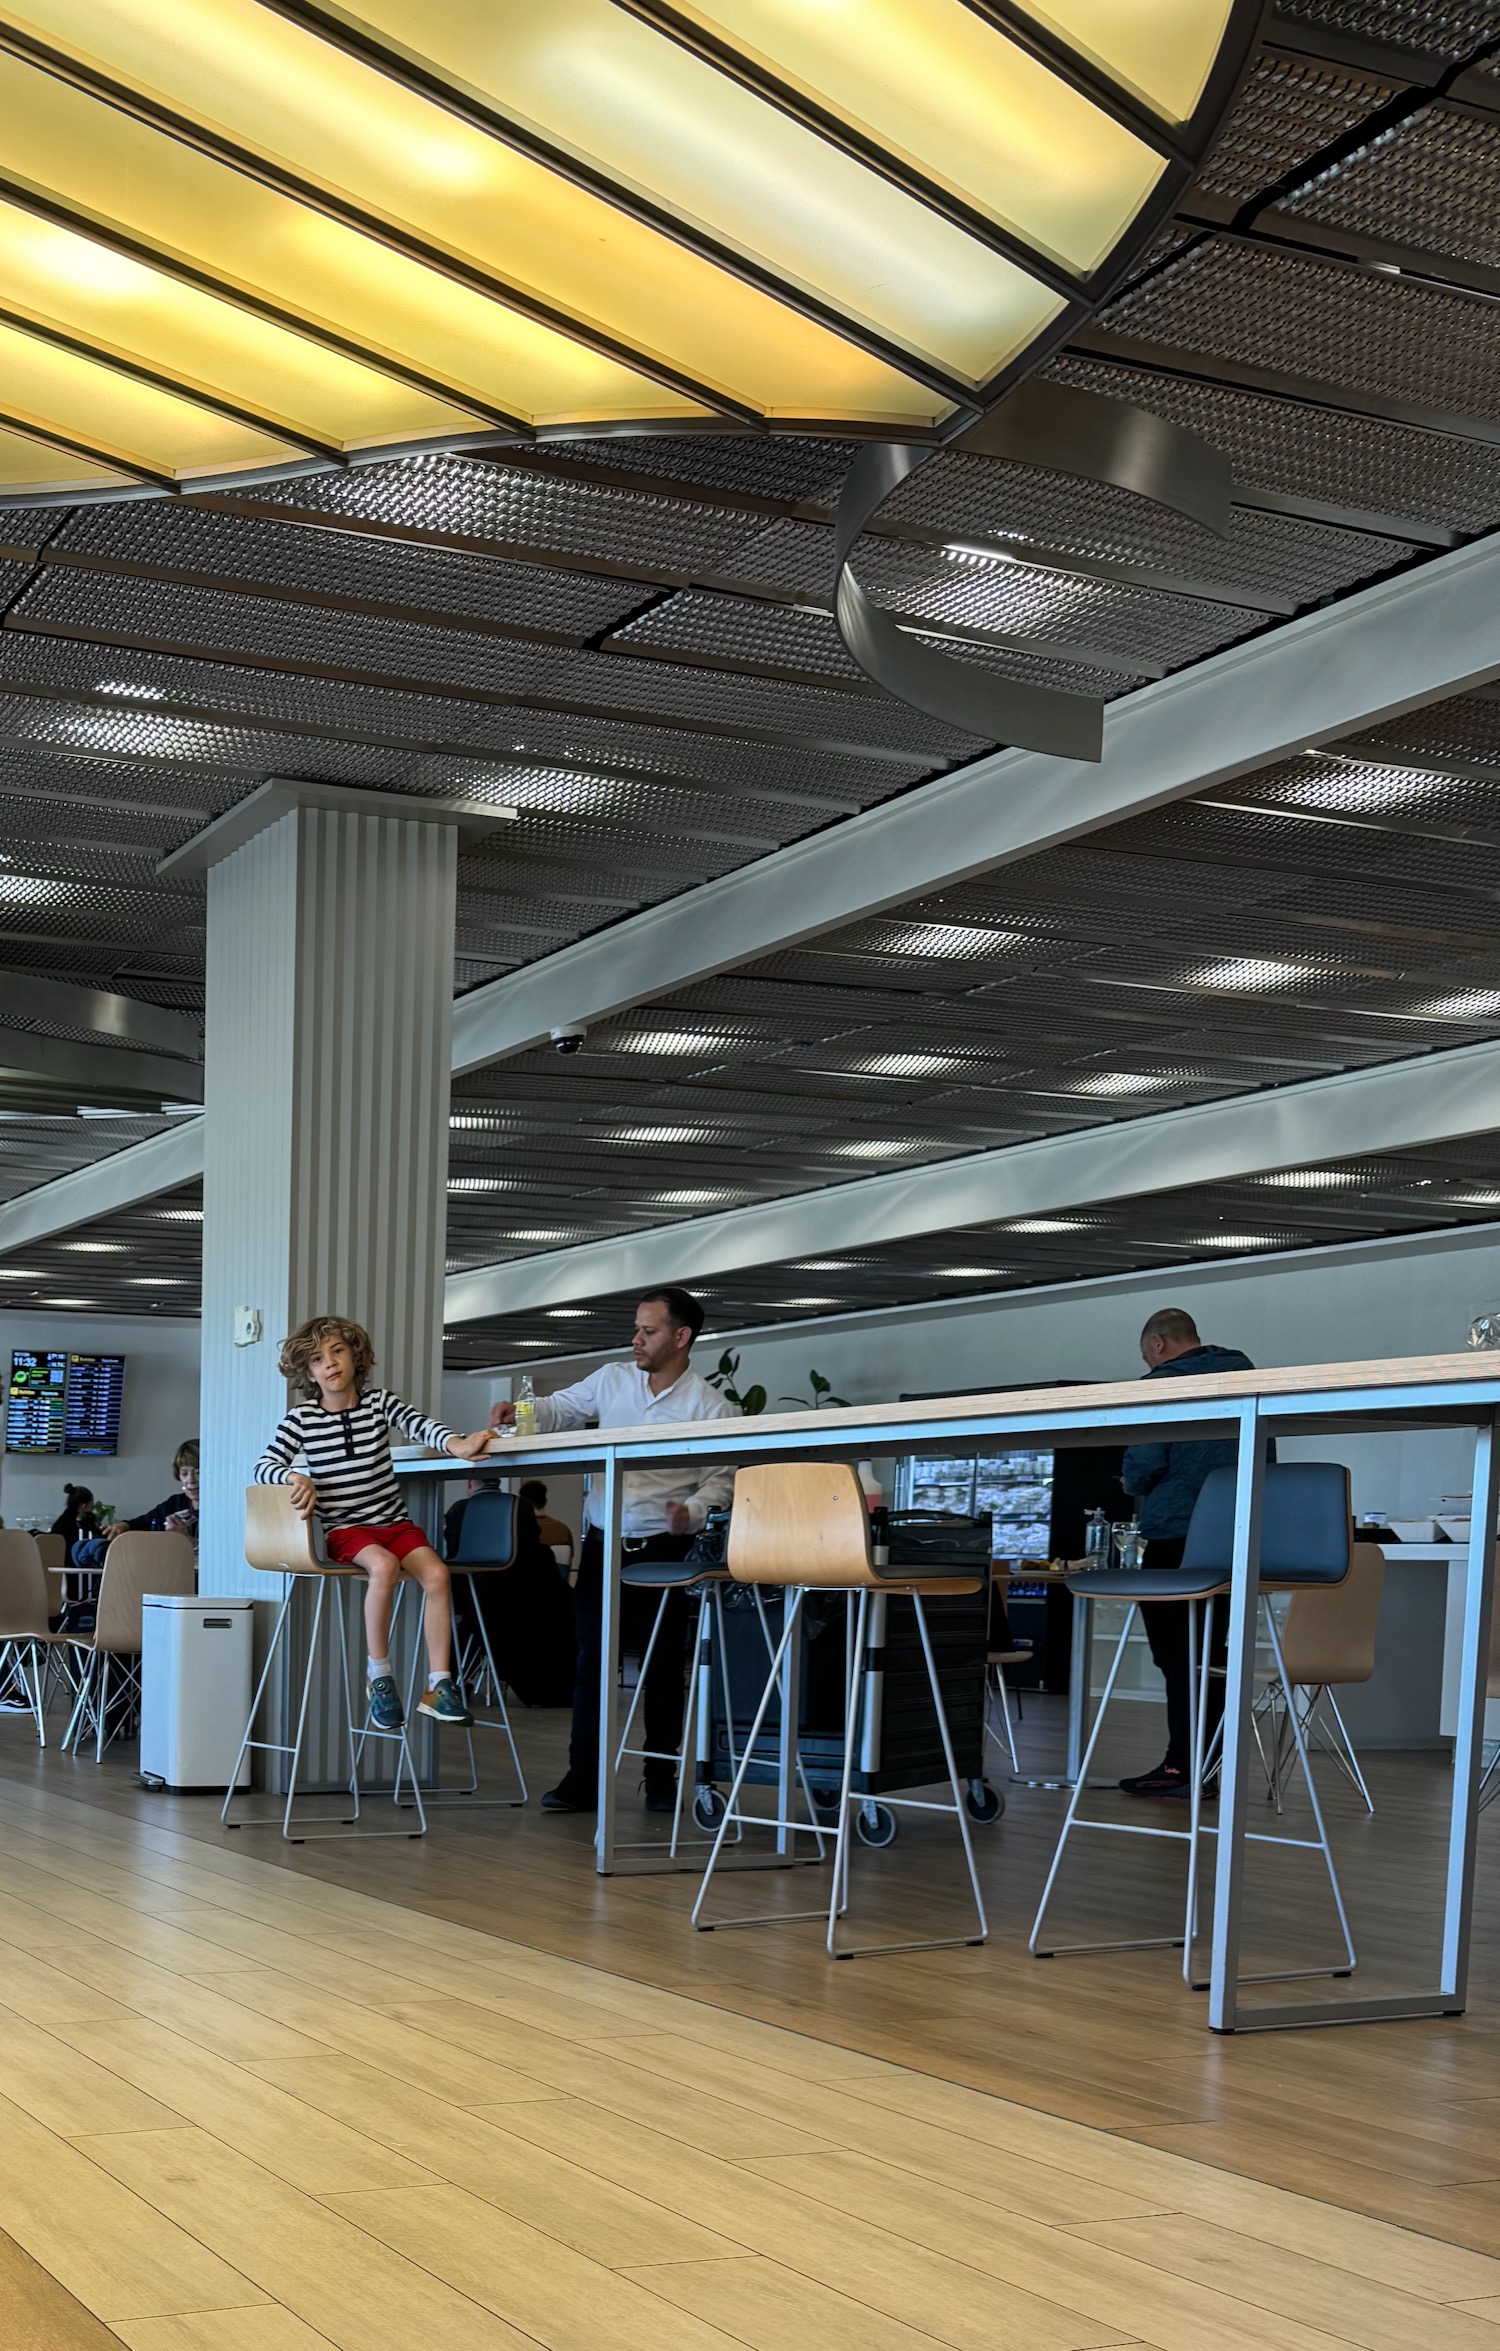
[{"x1": 490, "y1": 1286, "x2": 735, "y2": 1813}]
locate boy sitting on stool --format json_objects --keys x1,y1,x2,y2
[{"x1": 255, "y1": 1316, "x2": 491, "y2": 1730}]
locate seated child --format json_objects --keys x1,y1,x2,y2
[{"x1": 254, "y1": 1315, "x2": 491, "y2": 1730}]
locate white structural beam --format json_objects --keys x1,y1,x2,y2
[
  {"x1": 4, "y1": 975, "x2": 200, "y2": 1059},
  {"x1": 452, "y1": 531, "x2": 1500, "y2": 1073},
  {"x1": 444, "y1": 1036, "x2": 1500, "y2": 1322},
  {"x1": 0, "y1": 1120, "x2": 204, "y2": 1254}
]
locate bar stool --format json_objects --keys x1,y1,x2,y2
[
  {"x1": 985, "y1": 1575, "x2": 1033, "y2": 1776},
  {"x1": 615, "y1": 1554, "x2": 733, "y2": 1855},
  {"x1": 378, "y1": 1487, "x2": 527, "y2": 1810},
  {"x1": 692, "y1": 1461, "x2": 988, "y2": 1960},
  {"x1": 1252, "y1": 1543, "x2": 1384, "y2": 1815},
  {"x1": 222, "y1": 1488, "x2": 427, "y2": 1843},
  {"x1": 63, "y1": 1532, "x2": 196, "y2": 1762},
  {"x1": 1031, "y1": 1461, "x2": 1356, "y2": 1991}
]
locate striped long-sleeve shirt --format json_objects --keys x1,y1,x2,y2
[{"x1": 254, "y1": 1389, "x2": 454, "y2": 1532}]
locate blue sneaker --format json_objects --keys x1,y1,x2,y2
[
  {"x1": 418, "y1": 1676, "x2": 473, "y2": 1727},
  {"x1": 367, "y1": 1673, "x2": 404, "y2": 1732}
]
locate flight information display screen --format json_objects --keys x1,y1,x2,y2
[
  {"x1": 6, "y1": 1350, "x2": 67, "y2": 1452},
  {"x1": 4, "y1": 1350, "x2": 127, "y2": 1453},
  {"x1": 64, "y1": 1354, "x2": 125, "y2": 1456}
]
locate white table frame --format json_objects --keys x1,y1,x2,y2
[{"x1": 397, "y1": 1350, "x2": 1500, "y2": 2033}]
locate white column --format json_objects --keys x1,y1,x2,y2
[{"x1": 198, "y1": 801, "x2": 456, "y2": 1598}]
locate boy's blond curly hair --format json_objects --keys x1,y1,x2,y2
[{"x1": 278, "y1": 1315, "x2": 376, "y2": 1401}]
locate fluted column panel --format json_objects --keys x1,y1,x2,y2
[{"x1": 200, "y1": 801, "x2": 456, "y2": 1612}]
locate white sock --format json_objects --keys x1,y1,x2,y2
[
  {"x1": 368, "y1": 1657, "x2": 391, "y2": 1680},
  {"x1": 428, "y1": 1671, "x2": 448, "y2": 1689}
]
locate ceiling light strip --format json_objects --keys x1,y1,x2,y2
[
  {"x1": 0, "y1": 170, "x2": 530, "y2": 437},
  {"x1": 612, "y1": 0, "x2": 1086, "y2": 301},
  {"x1": 257, "y1": 0, "x2": 976, "y2": 415},
  {"x1": 0, "y1": 19, "x2": 759, "y2": 432}
]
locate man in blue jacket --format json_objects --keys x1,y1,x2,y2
[{"x1": 1119, "y1": 1307, "x2": 1260, "y2": 1798}]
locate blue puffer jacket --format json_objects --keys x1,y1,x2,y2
[{"x1": 1121, "y1": 1344, "x2": 1265, "y2": 1541}]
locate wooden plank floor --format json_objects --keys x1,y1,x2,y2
[{"x1": 0, "y1": 1702, "x2": 1497, "y2": 2348}]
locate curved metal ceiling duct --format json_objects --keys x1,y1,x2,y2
[
  {"x1": 0, "y1": 0, "x2": 1263, "y2": 501},
  {"x1": 833, "y1": 379, "x2": 1235, "y2": 762}
]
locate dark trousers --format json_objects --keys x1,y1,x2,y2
[
  {"x1": 1140, "y1": 1536, "x2": 1228, "y2": 1771},
  {"x1": 569, "y1": 1528, "x2": 694, "y2": 1784}
]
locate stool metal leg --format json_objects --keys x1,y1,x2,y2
[
  {"x1": 693, "y1": 1591, "x2": 830, "y2": 1930},
  {"x1": 828, "y1": 1591, "x2": 988, "y2": 1960},
  {"x1": 394, "y1": 1588, "x2": 525, "y2": 1809},
  {"x1": 1186, "y1": 1598, "x2": 1357, "y2": 1992},
  {"x1": 986, "y1": 1663, "x2": 1022, "y2": 1776},
  {"x1": 222, "y1": 1576, "x2": 294, "y2": 1824},
  {"x1": 1030, "y1": 1603, "x2": 1194, "y2": 1959}
]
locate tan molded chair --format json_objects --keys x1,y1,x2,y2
[
  {"x1": 62, "y1": 1532, "x2": 195, "y2": 1762},
  {"x1": 1256, "y1": 1544, "x2": 1385, "y2": 1815},
  {"x1": 34, "y1": 1531, "x2": 66, "y2": 1619},
  {"x1": 691, "y1": 1462, "x2": 987, "y2": 1959},
  {"x1": 223, "y1": 1487, "x2": 428, "y2": 1842},
  {"x1": 0, "y1": 1531, "x2": 63, "y2": 1745}
]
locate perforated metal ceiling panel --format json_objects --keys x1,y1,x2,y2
[{"x1": 3, "y1": 0, "x2": 1500, "y2": 1310}]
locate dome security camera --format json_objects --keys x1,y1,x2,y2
[{"x1": 551, "y1": 1023, "x2": 586, "y2": 1055}]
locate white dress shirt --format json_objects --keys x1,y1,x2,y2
[{"x1": 531, "y1": 1360, "x2": 737, "y2": 1535}]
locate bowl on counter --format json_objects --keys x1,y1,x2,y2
[{"x1": 1386, "y1": 1519, "x2": 1438, "y2": 1543}]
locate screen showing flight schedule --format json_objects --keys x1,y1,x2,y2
[
  {"x1": 64, "y1": 1353, "x2": 125, "y2": 1456},
  {"x1": 4, "y1": 1350, "x2": 126, "y2": 1453},
  {"x1": 6, "y1": 1350, "x2": 67, "y2": 1451}
]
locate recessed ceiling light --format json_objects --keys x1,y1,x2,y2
[
  {"x1": 617, "y1": 1031, "x2": 732, "y2": 1056},
  {"x1": 795, "y1": 1260, "x2": 857, "y2": 1272},
  {"x1": 608, "y1": 1125, "x2": 715, "y2": 1144},
  {"x1": 770, "y1": 1297, "x2": 839, "y2": 1308},
  {"x1": 1070, "y1": 1072, "x2": 1181, "y2": 1096},
  {"x1": 1257, "y1": 1169, "x2": 1361, "y2": 1189},
  {"x1": 1191, "y1": 957, "x2": 1319, "y2": 992},
  {"x1": 128, "y1": 1274, "x2": 189, "y2": 1284},
  {"x1": 0, "y1": 1267, "x2": 41, "y2": 1280},
  {"x1": 1192, "y1": 1234, "x2": 1277, "y2": 1249},
  {"x1": 1006, "y1": 1217, "x2": 1086, "y2": 1234},
  {"x1": 942, "y1": 538, "x2": 1026, "y2": 565},
  {"x1": 850, "y1": 1051, "x2": 962, "y2": 1077},
  {"x1": 881, "y1": 922, "x2": 1027, "y2": 959},
  {"x1": 63, "y1": 1241, "x2": 128, "y2": 1253},
  {"x1": 447, "y1": 1176, "x2": 516, "y2": 1192},
  {"x1": 450, "y1": 1113, "x2": 508, "y2": 1130},
  {"x1": 1449, "y1": 1189, "x2": 1500, "y2": 1207},
  {"x1": 831, "y1": 1138, "x2": 926, "y2": 1159},
  {"x1": 652, "y1": 1188, "x2": 742, "y2": 1206},
  {"x1": 546, "y1": 1308, "x2": 593, "y2": 1318},
  {"x1": 937, "y1": 1266, "x2": 1006, "y2": 1277},
  {"x1": 155, "y1": 1208, "x2": 203, "y2": 1222},
  {"x1": 1418, "y1": 990, "x2": 1500, "y2": 1019},
  {"x1": 505, "y1": 1229, "x2": 574, "y2": 1243},
  {"x1": 42, "y1": 1297, "x2": 96, "y2": 1308}
]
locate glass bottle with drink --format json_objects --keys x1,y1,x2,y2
[{"x1": 513, "y1": 1374, "x2": 538, "y2": 1438}]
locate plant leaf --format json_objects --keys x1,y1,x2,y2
[
  {"x1": 742, "y1": 1384, "x2": 767, "y2": 1416},
  {"x1": 810, "y1": 1370, "x2": 830, "y2": 1393}
]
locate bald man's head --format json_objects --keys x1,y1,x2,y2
[{"x1": 1140, "y1": 1306, "x2": 1201, "y2": 1368}]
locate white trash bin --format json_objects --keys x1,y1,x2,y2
[{"x1": 141, "y1": 1594, "x2": 255, "y2": 1790}]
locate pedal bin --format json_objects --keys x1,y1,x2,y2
[{"x1": 141, "y1": 1594, "x2": 255, "y2": 1790}]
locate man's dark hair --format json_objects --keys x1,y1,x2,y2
[
  {"x1": 518, "y1": 1479, "x2": 547, "y2": 1507},
  {"x1": 639, "y1": 1285, "x2": 705, "y2": 1341}
]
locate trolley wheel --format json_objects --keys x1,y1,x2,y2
[
  {"x1": 811, "y1": 1788, "x2": 842, "y2": 1824},
  {"x1": 692, "y1": 1788, "x2": 727, "y2": 1831},
  {"x1": 966, "y1": 1782, "x2": 1004, "y2": 1823},
  {"x1": 854, "y1": 1802, "x2": 897, "y2": 1848}
]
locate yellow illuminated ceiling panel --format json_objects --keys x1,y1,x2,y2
[
  {"x1": 616, "y1": 0, "x2": 1165, "y2": 273},
  {"x1": 0, "y1": 422, "x2": 132, "y2": 495},
  {"x1": 1022, "y1": 2, "x2": 1238, "y2": 124},
  {"x1": 0, "y1": 0, "x2": 1259, "y2": 495}
]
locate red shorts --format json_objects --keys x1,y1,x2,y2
[{"x1": 324, "y1": 1520, "x2": 433, "y2": 1566}]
